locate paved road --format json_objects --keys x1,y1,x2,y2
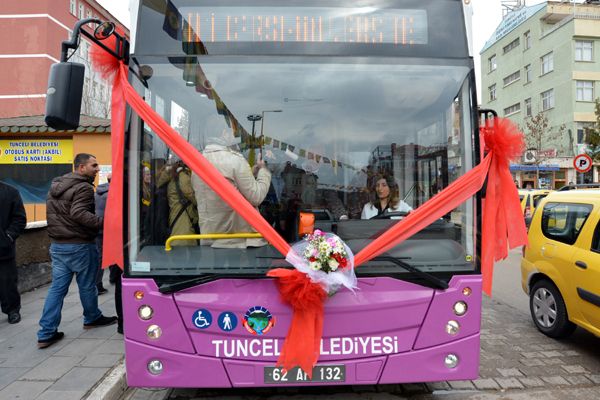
[
  {"x1": 124, "y1": 250, "x2": 600, "y2": 400},
  {"x1": 492, "y1": 247, "x2": 529, "y2": 314}
]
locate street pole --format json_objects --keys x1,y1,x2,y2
[{"x1": 246, "y1": 114, "x2": 262, "y2": 166}]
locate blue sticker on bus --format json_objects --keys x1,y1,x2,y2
[
  {"x1": 217, "y1": 312, "x2": 238, "y2": 332},
  {"x1": 192, "y1": 309, "x2": 212, "y2": 329}
]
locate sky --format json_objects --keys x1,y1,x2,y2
[{"x1": 96, "y1": 0, "x2": 553, "y2": 101}]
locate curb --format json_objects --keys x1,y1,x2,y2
[{"x1": 85, "y1": 361, "x2": 127, "y2": 400}]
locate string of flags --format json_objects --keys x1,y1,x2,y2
[{"x1": 261, "y1": 135, "x2": 357, "y2": 171}]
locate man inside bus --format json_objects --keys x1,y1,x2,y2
[
  {"x1": 361, "y1": 173, "x2": 412, "y2": 219},
  {"x1": 191, "y1": 115, "x2": 271, "y2": 248}
]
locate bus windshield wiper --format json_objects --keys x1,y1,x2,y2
[
  {"x1": 157, "y1": 274, "x2": 262, "y2": 294},
  {"x1": 259, "y1": 255, "x2": 448, "y2": 289},
  {"x1": 372, "y1": 256, "x2": 449, "y2": 290}
]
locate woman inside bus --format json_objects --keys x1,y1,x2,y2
[
  {"x1": 167, "y1": 158, "x2": 199, "y2": 246},
  {"x1": 361, "y1": 174, "x2": 412, "y2": 219},
  {"x1": 191, "y1": 115, "x2": 272, "y2": 248}
]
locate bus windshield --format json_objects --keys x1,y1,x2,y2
[{"x1": 127, "y1": 0, "x2": 478, "y2": 280}]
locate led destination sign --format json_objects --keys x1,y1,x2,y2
[{"x1": 180, "y1": 7, "x2": 428, "y2": 45}]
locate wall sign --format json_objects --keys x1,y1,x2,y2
[{"x1": 0, "y1": 139, "x2": 73, "y2": 164}]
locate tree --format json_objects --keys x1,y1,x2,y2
[
  {"x1": 522, "y1": 110, "x2": 566, "y2": 165},
  {"x1": 81, "y1": 69, "x2": 111, "y2": 118},
  {"x1": 584, "y1": 98, "x2": 600, "y2": 162}
]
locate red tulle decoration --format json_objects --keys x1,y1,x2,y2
[
  {"x1": 267, "y1": 268, "x2": 327, "y2": 377},
  {"x1": 90, "y1": 40, "x2": 126, "y2": 269},
  {"x1": 480, "y1": 117, "x2": 528, "y2": 294},
  {"x1": 482, "y1": 117, "x2": 526, "y2": 168},
  {"x1": 90, "y1": 39, "x2": 120, "y2": 83}
]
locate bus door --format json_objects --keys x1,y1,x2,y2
[{"x1": 415, "y1": 150, "x2": 448, "y2": 208}]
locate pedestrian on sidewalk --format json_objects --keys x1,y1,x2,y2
[
  {"x1": 94, "y1": 172, "x2": 123, "y2": 334},
  {"x1": 0, "y1": 181, "x2": 26, "y2": 324},
  {"x1": 95, "y1": 173, "x2": 119, "y2": 294},
  {"x1": 37, "y1": 153, "x2": 118, "y2": 349}
]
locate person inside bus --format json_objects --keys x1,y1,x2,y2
[
  {"x1": 191, "y1": 116, "x2": 271, "y2": 248},
  {"x1": 361, "y1": 174, "x2": 412, "y2": 219},
  {"x1": 167, "y1": 158, "x2": 199, "y2": 246}
]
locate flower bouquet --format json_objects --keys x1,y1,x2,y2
[{"x1": 286, "y1": 229, "x2": 357, "y2": 295}]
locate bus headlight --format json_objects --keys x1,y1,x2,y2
[
  {"x1": 147, "y1": 360, "x2": 163, "y2": 375},
  {"x1": 444, "y1": 354, "x2": 459, "y2": 369},
  {"x1": 147, "y1": 324, "x2": 162, "y2": 340},
  {"x1": 445, "y1": 320, "x2": 460, "y2": 335},
  {"x1": 138, "y1": 305, "x2": 154, "y2": 320},
  {"x1": 453, "y1": 301, "x2": 468, "y2": 316}
]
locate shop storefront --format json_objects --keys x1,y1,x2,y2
[
  {"x1": 0, "y1": 115, "x2": 111, "y2": 222},
  {"x1": 510, "y1": 164, "x2": 568, "y2": 190}
]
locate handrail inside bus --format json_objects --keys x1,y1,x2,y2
[{"x1": 165, "y1": 233, "x2": 263, "y2": 251}]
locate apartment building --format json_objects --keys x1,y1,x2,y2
[{"x1": 480, "y1": 0, "x2": 600, "y2": 188}]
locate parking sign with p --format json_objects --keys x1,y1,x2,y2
[{"x1": 574, "y1": 154, "x2": 593, "y2": 173}]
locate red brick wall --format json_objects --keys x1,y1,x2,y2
[{"x1": 0, "y1": 0, "x2": 129, "y2": 118}]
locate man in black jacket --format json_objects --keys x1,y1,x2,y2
[
  {"x1": 0, "y1": 182, "x2": 26, "y2": 324},
  {"x1": 37, "y1": 153, "x2": 117, "y2": 349}
]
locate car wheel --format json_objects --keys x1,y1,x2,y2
[{"x1": 529, "y1": 279, "x2": 576, "y2": 339}]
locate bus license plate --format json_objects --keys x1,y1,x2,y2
[{"x1": 264, "y1": 365, "x2": 345, "y2": 384}]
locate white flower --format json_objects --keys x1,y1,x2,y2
[
  {"x1": 318, "y1": 241, "x2": 331, "y2": 253},
  {"x1": 309, "y1": 261, "x2": 321, "y2": 271},
  {"x1": 327, "y1": 258, "x2": 339, "y2": 271}
]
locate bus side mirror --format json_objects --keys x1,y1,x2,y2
[{"x1": 45, "y1": 62, "x2": 85, "y2": 130}]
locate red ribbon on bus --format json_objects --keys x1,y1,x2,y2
[{"x1": 93, "y1": 49, "x2": 527, "y2": 376}]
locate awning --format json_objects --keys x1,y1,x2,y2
[{"x1": 510, "y1": 164, "x2": 561, "y2": 172}]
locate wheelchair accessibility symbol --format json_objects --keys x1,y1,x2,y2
[{"x1": 192, "y1": 309, "x2": 212, "y2": 329}]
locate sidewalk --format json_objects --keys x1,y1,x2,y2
[{"x1": 0, "y1": 276, "x2": 125, "y2": 400}]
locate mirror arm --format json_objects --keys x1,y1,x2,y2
[{"x1": 60, "y1": 18, "x2": 129, "y2": 64}]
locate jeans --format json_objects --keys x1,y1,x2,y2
[
  {"x1": 37, "y1": 243, "x2": 103, "y2": 340},
  {"x1": 95, "y1": 236, "x2": 104, "y2": 288}
]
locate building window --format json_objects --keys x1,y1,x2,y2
[
  {"x1": 541, "y1": 89, "x2": 554, "y2": 111},
  {"x1": 541, "y1": 52, "x2": 554, "y2": 75},
  {"x1": 575, "y1": 40, "x2": 593, "y2": 62},
  {"x1": 524, "y1": 31, "x2": 531, "y2": 50},
  {"x1": 70, "y1": 0, "x2": 77, "y2": 15},
  {"x1": 489, "y1": 84, "x2": 497, "y2": 101},
  {"x1": 525, "y1": 64, "x2": 532, "y2": 83},
  {"x1": 488, "y1": 54, "x2": 497, "y2": 73},
  {"x1": 78, "y1": 4, "x2": 85, "y2": 19},
  {"x1": 504, "y1": 102, "x2": 521, "y2": 116},
  {"x1": 525, "y1": 98, "x2": 532, "y2": 117},
  {"x1": 87, "y1": 10, "x2": 92, "y2": 19},
  {"x1": 503, "y1": 37, "x2": 520, "y2": 54},
  {"x1": 576, "y1": 80, "x2": 594, "y2": 102},
  {"x1": 503, "y1": 70, "x2": 520, "y2": 87},
  {"x1": 577, "y1": 122, "x2": 595, "y2": 144}
]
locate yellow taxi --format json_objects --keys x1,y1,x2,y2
[
  {"x1": 521, "y1": 190, "x2": 600, "y2": 338},
  {"x1": 518, "y1": 189, "x2": 551, "y2": 218}
]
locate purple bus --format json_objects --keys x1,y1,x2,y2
[{"x1": 119, "y1": 0, "x2": 482, "y2": 388}]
